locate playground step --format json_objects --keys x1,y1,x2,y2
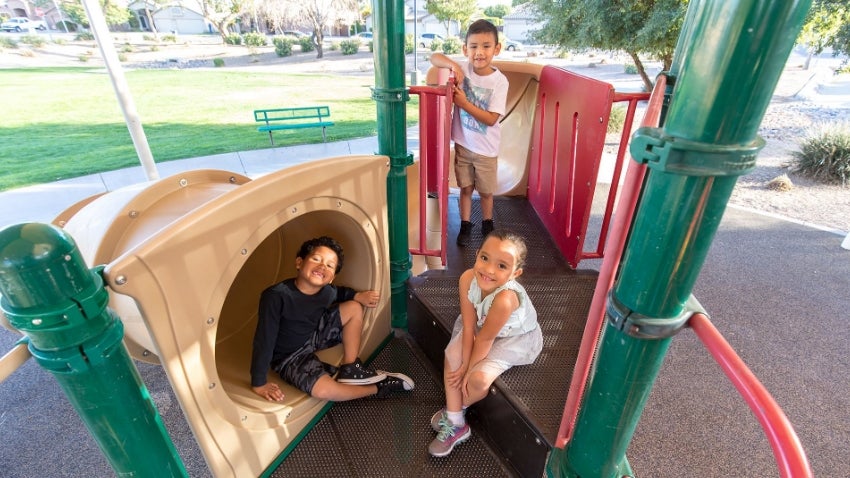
[
  {"x1": 270, "y1": 333, "x2": 515, "y2": 477},
  {"x1": 406, "y1": 196, "x2": 597, "y2": 477},
  {"x1": 408, "y1": 271, "x2": 595, "y2": 477}
]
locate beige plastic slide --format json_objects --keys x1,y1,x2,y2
[{"x1": 59, "y1": 156, "x2": 391, "y2": 477}]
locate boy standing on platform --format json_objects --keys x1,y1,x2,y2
[{"x1": 430, "y1": 19, "x2": 509, "y2": 246}]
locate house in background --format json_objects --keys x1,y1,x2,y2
[
  {"x1": 502, "y1": 2, "x2": 542, "y2": 44},
  {"x1": 1, "y1": 0, "x2": 30, "y2": 20},
  {"x1": 401, "y1": 0, "x2": 460, "y2": 39},
  {"x1": 129, "y1": 0, "x2": 210, "y2": 35}
]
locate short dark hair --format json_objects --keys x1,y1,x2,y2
[
  {"x1": 296, "y1": 236, "x2": 344, "y2": 273},
  {"x1": 465, "y1": 19, "x2": 499, "y2": 44}
]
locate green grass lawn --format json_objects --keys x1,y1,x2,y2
[{"x1": 0, "y1": 67, "x2": 420, "y2": 191}]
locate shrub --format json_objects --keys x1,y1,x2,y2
[
  {"x1": 243, "y1": 31, "x2": 267, "y2": 47},
  {"x1": 75, "y1": 31, "x2": 95, "y2": 41},
  {"x1": 340, "y1": 39, "x2": 360, "y2": 55},
  {"x1": 441, "y1": 37, "x2": 462, "y2": 54},
  {"x1": 404, "y1": 33, "x2": 413, "y2": 54},
  {"x1": 430, "y1": 39, "x2": 442, "y2": 52},
  {"x1": 607, "y1": 105, "x2": 627, "y2": 133},
  {"x1": 121, "y1": 44, "x2": 134, "y2": 53},
  {"x1": 329, "y1": 41, "x2": 340, "y2": 51},
  {"x1": 142, "y1": 34, "x2": 155, "y2": 41},
  {"x1": 623, "y1": 63, "x2": 638, "y2": 74},
  {"x1": 161, "y1": 33, "x2": 177, "y2": 43},
  {"x1": 225, "y1": 33, "x2": 242, "y2": 45},
  {"x1": 298, "y1": 36, "x2": 314, "y2": 53},
  {"x1": 118, "y1": 52, "x2": 127, "y2": 62},
  {"x1": 0, "y1": 37, "x2": 19, "y2": 49},
  {"x1": 56, "y1": 20, "x2": 77, "y2": 32},
  {"x1": 213, "y1": 58, "x2": 225, "y2": 67},
  {"x1": 273, "y1": 36, "x2": 293, "y2": 57},
  {"x1": 793, "y1": 121, "x2": 850, "y2": 186},
  {"x1": 19, "y1": 35, "x2": 46, "y2": 47},
  {"x1": 78, "y1": 54, "x2": 89, "y2": 62}
]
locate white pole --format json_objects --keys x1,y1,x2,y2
[{"x1": 80, "y1": 0, "x2": 159, "y2": 182}]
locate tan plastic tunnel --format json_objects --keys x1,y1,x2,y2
[{"x1": 58, "y1": 156, "x2": 392, "y2": 477}]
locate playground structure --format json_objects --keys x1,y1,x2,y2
[{"x1": 0, "y1": 1, "x2": 825, "y2": 477}]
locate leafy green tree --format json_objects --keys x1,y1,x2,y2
[
  {"x1": 425, "y1": 0, "x2": 478, "y2": 36},
  {"x1": 61, "y1": 0, "x2": 131, "y2": 28},
  {"x1": 484, "y1": 4, "x2": 510, "y2": 19},
  {"x1": 799, "y1": 0, "x2": 850, "y2": 67},
  {"x1": 530, "y1": 0, "x2": 687, "y2": 91}
]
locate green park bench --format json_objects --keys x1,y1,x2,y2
[{"x1": 253, "y1": 106, "x2": 334, "y2": 145}]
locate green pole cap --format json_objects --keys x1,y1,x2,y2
[{"x1": 0, "y1": 223, "x2": 110, "y2": 350}]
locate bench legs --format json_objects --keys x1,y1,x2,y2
[
  {"x1": 268, "y1": 131, "x2": 275, "y2": 146},
  {"x1": 321, "y1": 126, "x2": 326, "y2": 142}
]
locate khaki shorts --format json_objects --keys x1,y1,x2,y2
[{"x1": 454, "y1": 143, "x2": 498, "y2": 195}]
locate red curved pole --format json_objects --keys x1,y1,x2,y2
[
  {"x1": 556, "y1": 75, "x2": 667, "y2": 447},
  {"x1": 690, "y1": 313, "x2": 813, "y2": 478}
]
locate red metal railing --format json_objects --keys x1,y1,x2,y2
[
  {"x1": 526, "y1": 66, "x2": 650, "y2": 268},
  {"x1": 581, "y1": 92, "x2": 650, "y2": 262},
  {"x1": 690, "y1": 313, "x2": 813, "y2": 478},
  {"x1": 410, "y1": 64, "x2": 652, "y2": 270},
  {"x1": 408, "y1": 82, "x2": 453, "y2": 265},
  {"x1": 557, "y1": 75, "x2": 667, "y2": 447}
]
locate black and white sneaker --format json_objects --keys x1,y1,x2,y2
[
  {"x1": 375, "y1": 372, "x2": 415, "y2": 398},
  {"x1": 336, "y1": 358, "x2": 386, "y2": 385}
]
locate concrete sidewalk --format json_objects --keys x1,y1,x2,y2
[{"x1": 0, "y1": 130, "x2": 419, "y2": 228}]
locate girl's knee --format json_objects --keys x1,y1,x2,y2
[{"x1": 466, "y1": 371, "x2": 494, "y2": 394}]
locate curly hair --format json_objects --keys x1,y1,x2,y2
[{"x1": 296, "y1": 236, "x2": 345, "y2": 273}]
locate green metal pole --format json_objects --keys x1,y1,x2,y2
[
  {"x1": 0, "y1": 223, "x2": 187, "y2": 477},
  {"x1": 548, "y1": 1, "x2": 812, "y2": 476},
  {"x1": 371, "y1": 0, "x2": 413, "y2": 328}
]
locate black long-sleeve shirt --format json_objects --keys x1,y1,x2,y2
[{"x1": 250, "y1": 278, "x2": 356, "y2": 387}]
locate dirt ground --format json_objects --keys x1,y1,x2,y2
[{"x1": 2, "y1": 33, "x2": 848, "y2": 233}]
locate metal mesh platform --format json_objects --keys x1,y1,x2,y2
[{"x1": 271, "y1": 335, "x2": 514, "y2": 477}]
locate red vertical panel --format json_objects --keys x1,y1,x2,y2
[{"x1": 527, "y1": 66, "x2": 614, "y2": 268}]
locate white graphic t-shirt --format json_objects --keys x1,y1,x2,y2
[{"x1": 451, "y1": 62, "x2": 509, "y2": 157}]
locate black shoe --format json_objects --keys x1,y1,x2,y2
[
  {"x1": 456, "y1": 221, "x2": 473, "y2": 246},
  {"x1": 337, "y1": 358, "x2": 386, "y2": 385},
  {"x1": 375, "y1": 372, "x2": 415, "y2": 398},
  {"x1": 481, "y1": 219, "x2": 494, "y2": 238},
  {"x1": 322, "y1": 362, "x2": 338, "y2": 377}
]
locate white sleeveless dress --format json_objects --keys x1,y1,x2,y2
[{"x1": 447, "y1": 277, "x2": 543, "y2": 368}]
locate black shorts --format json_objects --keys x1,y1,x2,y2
[{"x1": 272, "y1": 306, "x2": 343, "y2": 394}]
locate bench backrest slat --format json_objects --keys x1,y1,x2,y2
[{"x1": 254, "y1": 106, "x2": 331, "y2": 123}]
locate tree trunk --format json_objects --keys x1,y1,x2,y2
[
  {"x1": 314, "y1": 29, "x2": 324, "y2": 58},
  {"x1": 627, "y1": 50, "x2": 654, "y2": 92},
  {"x1": 145, "y1": 9, "x2": 159, "y2": 40}
]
